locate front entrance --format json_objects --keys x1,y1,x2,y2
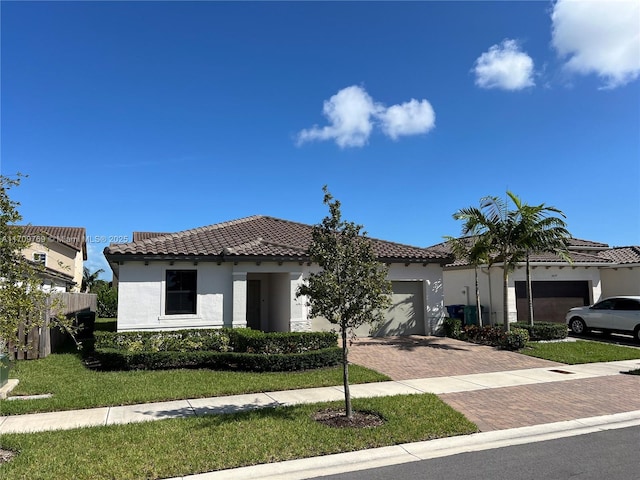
[{"x1": 246, "y1": 279, "x2": 261, "y2": 330}]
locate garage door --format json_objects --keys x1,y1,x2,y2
[
  {"x1": 353, "y1": 281, "x2": 425, "y2": 337},
  {"x1": 515, "y1": 281, "x2": 590, "y2": 323}
]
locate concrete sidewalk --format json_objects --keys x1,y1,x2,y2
[{"x1": 1, "y1": 359, "x2": 638, "y2": 435}]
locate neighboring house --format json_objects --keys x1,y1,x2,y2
[
  {"x1": 104, "y1": 216, "x2": 451, "y2": 336},
  {"x1": 19, "y1": 226, "x2": 87, "y2": 292},
  {"x1": 598, "y1": 246, "x2": 640, "y2": 297},
  {"x1": 429, "y1": 238, "x2": 640, "y2": 324}
]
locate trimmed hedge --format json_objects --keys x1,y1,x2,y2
[
  {"x1": 94, "y1": 329, "x2": 233, "y2": 353},
  {"x1": 93, "y1": 347, "x2": 343, "y2": 372},
  {"x1": 92, "y1": 328, "x2": 340, "y2": 372},
  {"x1": 460, "y1": 325, "x2": 530, "y2": 351},
  {"x1": 227, "y1": 329, "x2": 338, "y2": 354},
  {"x1": 511, "y1": 322, "x2": 568, "y2": 341}
]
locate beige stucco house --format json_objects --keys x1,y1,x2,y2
[
  {"x1": 104, "y1": 216, "x2": 451, "y2": 336},
  {"x1": 20, "y1": 226, "x2": 87, "y2": 292}
]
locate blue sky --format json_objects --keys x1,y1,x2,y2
[{"x1": 2, "y1": 1, "x2": 639, "y2": 278}]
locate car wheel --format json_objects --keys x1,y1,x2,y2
[
  {"x1": 569, "y1": 317, "x2": 587, "y2": 335},
  {"x1": 634, "y1": 326, "x2": 640, "y2": 343}
]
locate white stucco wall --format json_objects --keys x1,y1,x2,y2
[
  {"x1": 116, "y1": 259, "x2": 445, "y2": 336},
  {"x1": 117, "y1": 261, "x2": 232, "y2": 331},
  {"x1": 443, "y1": 264, "x2": 603, "y2": 325},
  {"x1": 600, "y1": 266, "x2": 640, "y2": 297},
  {"x1": 308, "y1": 263, "x2": 445, "y2": 336}
]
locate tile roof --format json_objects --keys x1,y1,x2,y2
[
  {"x1": 598, "y1": 246, "x2": 640, "y2": 265},
  {"x1": 133, "y1": 232, "x2": 171, "y2": 242},
  {"x1": 18, "y1": 226, "x2": 87, "y2": 259},
  {"x1": 105, "y1": 215, "x2": 450, "y2": 263},
  {"x1": 427, "y1": 236, "x2": 615, "y2": 267}
]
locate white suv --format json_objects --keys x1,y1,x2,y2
[{"x1": 566, "y1": 296, "x2": 640, "y2": 342}]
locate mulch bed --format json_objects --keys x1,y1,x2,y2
[
  {"x1": 0, "y1": 449, "x2": 16, "y2": 464},
  {"x1": 312, "y1": 408, "x2": 385, "y2": 428}
]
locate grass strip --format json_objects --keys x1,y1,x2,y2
[
  {"x1": 0, "y1": 394, "x2": 477, "y2": 480},
  {"x1": 2, "y1": 352, "x2": 388, "y2": 415},
  {"x1": 521, "y1": 340, "x2": 640, "y2": 364}
]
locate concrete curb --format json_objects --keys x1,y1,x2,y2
[{"x1": 173, "y1": 410, "x2": 640, "y2": 480}]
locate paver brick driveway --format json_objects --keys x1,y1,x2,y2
[
  {"x1": 349, "y1": 336, "x2": 640, "y2": 431},
  {"x1": 348, "y1": 336, "x2": 562, "y2": 380}
]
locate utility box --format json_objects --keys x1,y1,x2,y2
[
  {"x1": 463, "y1": 305, "x2": 486, "y2": 326},
  {"x1": 76, "y1": 311, "x2": 96, "y2": 339}
]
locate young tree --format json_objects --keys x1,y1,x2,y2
[
  {"x1": 0, "y1": 174, "x2": 74, "y2": 354},
  {"x1": 297, "y1": 186, "x2": 391, "y2": 419}
]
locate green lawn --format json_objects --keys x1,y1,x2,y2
[
  {"x1": 0, "y1": 394, "x2": 477, "y2": 480},
  {"x1": 94, "y1": 318, "x2": 117, "y2": 332},
  {"x1": 521, "y1": 340, "x2": 640, "y2": 364},
  {"x1": 3, "y1": 352, "x2": 388, "y2": 415}
]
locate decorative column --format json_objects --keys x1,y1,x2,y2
[
  {"x1": 289, "y1": 272, "x2": 310, "y2": 332},
  {"x1": 232, "y1": 271, "x2": 248, "y2": 328}
]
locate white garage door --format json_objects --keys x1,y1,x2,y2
[{"x1": 353, "y1": 281, "x2": 425, "y2": 337}]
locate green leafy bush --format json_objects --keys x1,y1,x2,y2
[
  {"x1": 93, "y1": 347, "x2": 342, "y2": 372},
  {"x1": 93, "y1": 328, "x2": 340, "y2": 371},
  {"x1": 94, "y1": 329, "x2": 233, "y2": 353},
  {"x1": 498, "y1": 328, "x2": 530, "y2": 351},
  {"x1": 460, "y1": 325, "x2": 529, "y2": 351},
  {"x1": 442, "y1": 317, "x2": 462, "y2": 339},
  {"x1": 228, "y1": 329, "x2": 337, "y2": 354},
  {"x1": 511, "y1": 322, "x2": 568, "y2": 341}
]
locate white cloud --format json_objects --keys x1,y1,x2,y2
[
  {"x1": 297, "y1": 86, "x2": 435, "y2": 148},
  {"x1": 297, "y1": 85, "x2": 380, "y2": 148},
  {"x1": 377, "y1": 99, "x2": 436, "y2": 140},
  {"x1": 551, "y1": 0, "x2": 640, "y2": 89},
  {"x1": 473, "y1": 39, "x2": 535, "y2": 90}
]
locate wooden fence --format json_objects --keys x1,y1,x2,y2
[{"x1": 10, "y1": 292, "x2": 97, "y2": 360}]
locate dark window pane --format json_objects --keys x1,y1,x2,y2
[
  {"x1": 614, "y1": 299, "x2": 640, "y2": 311},
  {"x1": 165, "y1": 270, "x2": 197, "y2": 315},
  {"x1": 593, "y1": 300, "x2": 614, "y2": 310}
]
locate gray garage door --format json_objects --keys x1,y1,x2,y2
[{"x1": 353, "y1": 281, "x2": 425, "y2": 337}]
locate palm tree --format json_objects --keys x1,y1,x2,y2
[
  {"x1": 445, "y1": 235, "x2": 492, "y2": 326},
  {"x1": 510, "y1": 194, "x2": 571, "y2": 326},
  {"x1": 82, "y1": 267, "x2": 104, "y2": 293},
  {"x1": 453, "y1": 192, "x2": 572, "y2": 331}
]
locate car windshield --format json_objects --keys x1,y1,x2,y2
[{"x1": 592, "y1": 299, "x2": 615, "y2": 310}]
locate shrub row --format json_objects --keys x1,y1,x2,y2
[
  {"x1": 94, "y1": 329, "x2": 338, "y2": 354},
  {"x1": 94, "y1": 329, "x2": 232, "y2": 353},
  {"x1": 228, "y1": 329, "x2": 338, "y2": 354},
  {"x1": 443, "y1": 318, "x2": 567, "y2": 346},
  {"x1": 93, "y1": 347, "x2": 343, "y2": 372},
  {"x1": 461, "y1": 325, "x2": 530, "y2": 351},
  {"x1": 92, "y1": 328, "x2": 340, "y2": 371},
  {"x1": 511, "y1": 322, "x2": 568, "y2": 341}
]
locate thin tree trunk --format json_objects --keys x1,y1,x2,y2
[
  {"x1": 474, "y1": 266, "x2": 482, "y2": 327},
  {"x1": 526, "y1": 253, "x2": 534, "y2": 327},
  {"x1": 341, "y1": 327, "x2": 352, "y2": 419},
  {"x1": 503, "y1": 265, "x2": 510, "y2": 332}
]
